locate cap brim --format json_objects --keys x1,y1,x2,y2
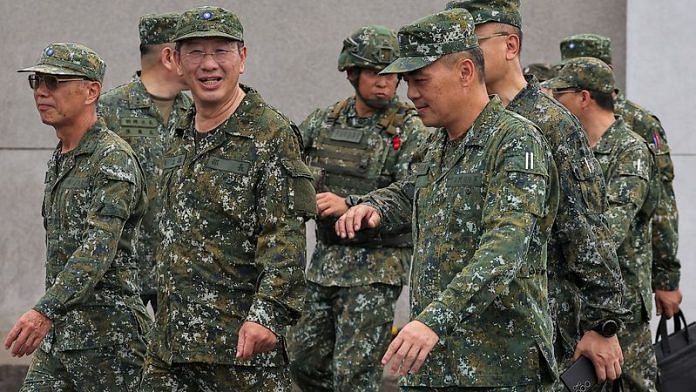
[
  {"x1": 17, "y1": 64, "x2": 89, "y2": 78},
  {"x1": 542, "y1": 77, "x2": 575, "y2": 90},
  {"x1": 174, "y1": 31, "x2": 242, "y2": 42},
  {"x1": 379, "y1": 56, "x2": 439, "y2": 75}
]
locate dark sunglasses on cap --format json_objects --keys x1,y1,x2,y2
[{"x1": 28, "y1": 74, "x2": 86, "y2": 91}]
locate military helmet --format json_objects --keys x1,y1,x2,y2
[{"x1": 337, "y1": 25, "x2": 399, "y2": 72}]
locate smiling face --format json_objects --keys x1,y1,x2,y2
[
  {"x1": 174, "y1": 38, "x2": 246, "y2": 108},
  {"x1": 402, "y1": 59, "x2": 463, "y2": 129}
]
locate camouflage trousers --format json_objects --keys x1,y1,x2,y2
[
  {"x1": 140, "y1": 348, "x2": 292, "y2": 391},
  {"x1": 288, "y1": 282, "x2": 401, "y2": 392},
  {"x1": 20, "y1": 340, "x2": 146, "y2": 391},
  {"x1": 608, "y1": 322, "x2": 657, "y2": 392},
  {"x1": 401, "y1": 384, "x2": 546, "y2": 391}
]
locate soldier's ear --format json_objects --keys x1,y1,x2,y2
[
  {"x1": 84, "y1": 81, "x2": 101, "y2": 105},
  {"x1": 161, "y1": 45, "x2": 177, "y2": 72},
  {"x1": 458, "y1": 57, "x2": 476, "y2": 87}
]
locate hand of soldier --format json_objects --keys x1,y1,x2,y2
[
  {"x1": 316, "y1": 192, "x2": 349, "y2": 218},
  {"x1": 236, "y1": 321, "x2": 277, "y2": 361},
  {"x1": 573, "y1": 331, "x2": 623, "y2": 383},
  {"x1": 381, "y1": 320, "x2": 439, "y2": 376},
  {"x1": 335, "y1": 204, "x2": 381, "y2": 239},
  {"x1": 655, "y1": 289, "x2": 682, "y2": 318},
  {"x1": 3, "y1": 309, "x2": 53, "y2": 357}
]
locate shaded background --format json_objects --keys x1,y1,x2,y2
[{"x1": 0, "y1": 0, "x2": 691, "y2": 379}]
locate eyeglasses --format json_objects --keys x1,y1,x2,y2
[
  {"x1": 28, "y1": 74, "x2": 86, "y2": 91},
  {"x1": 181, "y1": 49, "x2": 236, "y2": 65},
  {"x1": 552, "y1": 88, "x2": 581, "y2": 99},
  {"x1": 476, "y1": 32, "x2": 511, "y2": 42}
]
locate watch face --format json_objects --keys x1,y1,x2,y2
[{"x1": 603, "y1": 320, "x2": 618, "y2": 337}]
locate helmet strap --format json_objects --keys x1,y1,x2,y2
[{"x1": 348, "y1": 68, "x2": 392, "y2": 110}]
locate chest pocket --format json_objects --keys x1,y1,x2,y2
[
  {"x1": 445, "y1": 173, "x2": 485, "y2": 238},
  {"x1": 56, "y1": 176, "x2": 93, "y2": 224},
  {"x1": 119, "y1": 117, "x2": 159, "y2": 138},
  {"x1": 572, "y1": 155, "x2": 605, "y2": 214},
  {"x1": 203, "y1": 156, "x2": 254, "y2": 215}
]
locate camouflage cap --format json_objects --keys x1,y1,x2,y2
[
  {"x1": 139, "y1": 12, "x2": 180, "y2": 45},
  {"x1": 543, "y1": 56, "x2": 614, "y2": 94},
  {"x1": 523, "y1": 63, "x2": 557, "y2": 82},
  {"x1": 380, "y1": 9, "x2": 478, "y2": 74},
  {"x1": 338, "y1": 25, "x2": 399, "y2": 72},
  {"x1": 173, "y1": 6, "x2": 243, "y2": 42},
  {"x1": 445, "y1": 0, "x2": 522, "y2": 28},
  {"x1": 18, "y1": 42, "x2": 106, "y2": 83},
  {"x1": 560, "y1": 33, "x2": 612, "y2": 65}
]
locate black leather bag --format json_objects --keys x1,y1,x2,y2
[{"x1": 653, "y1": 311, "x2": 696, "y2": 391}]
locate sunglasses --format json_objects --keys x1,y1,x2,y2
[{"x1": 28, "y1": 74, "x2": 86, "y2": 91}]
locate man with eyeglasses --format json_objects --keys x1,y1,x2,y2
[
  {"x1": 139, "y1": 6, "x2": 316, "y2": 391},
  {"x1": 545, "y1": 57, "x2": 661, "y2": 391},
  {"x1": 287, "y1": 25, "x2": 429, "y2": 392},
  {"x1": 99, "y1": 12, "x2": 192, "y2": 314},
  {"x1": 447, "y1": 0, "x2": 627, "y2": 385},
  {"x1": 560, "y1": 33, "x2": 682, "y2": 327},
  {"x1": 5, "y1": 42, "x2": 149, "y2": 391}
]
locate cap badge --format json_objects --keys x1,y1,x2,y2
[
  {"x1": 45, "y1": 47, "x2": 54, "y2": 57},
  {"x1": 201, "y1": 11, "x2": 213, "y2": 20},
  {"x1": 568, "y1": 43, "x2": 576, "y2": 49}
]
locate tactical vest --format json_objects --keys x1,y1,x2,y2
[{"x1": 308, "y1": 98, "x2": 413, "y2": 248}]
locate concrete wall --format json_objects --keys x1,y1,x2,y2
[
  {"x1": 627, "y1": 0, "x2": 696, "y2": 330},
  {"x1": 0, "y1": 0, "x2": 628, "y2": 365}
]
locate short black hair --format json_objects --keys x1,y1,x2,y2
[
  {"x1": 441, "y1": 47, "x2": 486, "y2": 83},
  {"x1": 589, "y1": 89, "x2": 614, "y2": 111}
]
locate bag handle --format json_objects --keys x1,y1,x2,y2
[{"x1": 654, "y1": 311, "x2": 690, "y2": 355}]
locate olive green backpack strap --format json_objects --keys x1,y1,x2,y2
[
  {"x1": 326, "y1": 98, "x2": 350, "y2": 125},
  {"x1": 378, "y1": 101, "x2": 414, "y2": 136}
]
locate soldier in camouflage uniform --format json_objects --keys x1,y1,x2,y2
[
  {"x1": 523, "y1": 63, "x2": 557, "y2": 83},
  {"x1": 5, "y1": 43, "x2": 149, "y2": 391},
  {"x1": 336, "y1": 9, "x2": 559, "y2": 390},
  {"x1": 99, "y1": 12, "x2": 192, "y2": 313},
  {"x1": 287, "y1": 25, "x2": 429, "y2": 391},
  {"x1": 546, "y1": 57, "x2": 661, "y2": 391},
  {"x1": 446, "y1": 0, "x2": 626, "y2": 383},
  {"x1": 139, "y1": 6, "x2": 316, "y2": 391},
  {"x1": 560, "y1": 34, "x2": 682, "y2": 321}
]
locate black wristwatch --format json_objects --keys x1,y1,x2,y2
[{"x1": 592, "y1": 319, "x2": 619, "y2": 338}]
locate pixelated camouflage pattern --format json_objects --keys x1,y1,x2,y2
[
  {"x1": 301, "y1": 96, "x2": 429, "y2": 287},
  {"x1": 446, "y1": 0, "x2": 522, "y2": 28},
  {"x1": 506, "y1": 76, "x2": 626, "y2": 364},
  {"x1": 148, "y1": 85, "x2": 315, "y2": 368},
  {"x1": 21, "y1": 340, "x2": 145, "y2": 392},
  {"x1": 611, "y1": 322, "x2": 658, "y2": 392},
  {"x1": 614, "y1": 90, "x2": 680, "y2": 290},
  {"x1": 560, "y1": 33, "x2": 612, "y2": 66},
  {"x1": 593, "y1": 117, "x2": 660, "y2": 325},
  {"x1": 173, "y1": 6, "x2": 243, "y2": 42},
  {"x1": 139, "y1": 13, "x2": 180, "y2": 45},
  {"x1": 544, "y1": 56, "x2": 614, "y2": 94},
  {"x1": 288, "y1": 282, "x2": 401, "y2": 391},
  {"x1": 381, "y1": 9, "x2": 479, "y2": 74},
  {"x1": 33, "y1": 119, "x2": 149, "y2": 354},
  {"x1": 338, "y1": 25, "x2": 399, "y2": 72},
  {"x1": 18, "y1": 42, "x2": 106, "y2": 82},
  {"x1": 523, "y1": 63, "x2": 557, "y2": 83},
  {"x1": 363, "y1": 97, "x2": 558, "y2": 387},
  {"x1": 141, "y1": 348, "x2": 292, "y2": 391},
  {"x1": 98, "y1": 74, "x2": 192, "y2": 298},
  {"x1": 403, "y1": 385, "x2": 542, "y2": 392}
]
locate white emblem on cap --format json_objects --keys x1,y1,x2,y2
[
  {"x1": 202, "y1": 11, "x2": 213, "y2": 20},
  {"x1": 45, "y1": 48, "x2": 54, "y2": 56},
  {"x1": 569, "y1": 43, "x2": 576, "y2": 49}
]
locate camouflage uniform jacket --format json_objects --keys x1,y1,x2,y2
[
  {"x1": 98, "y1": 72, "x2": 192, "y2": 296},
  {"x1": 151, "y1": 85, "x2": 316, "y2": 366},
  {"x1": 506, "y1": 76, "x2": 626, "y2": 351},
  {"x1": 593, "y1": 117, "x2": 660, "y2": 324},
  {"x1": 363, "y1": 97, "x2": 559, "y2": 387},
  {"x1": 35, "y1": 119, "x2": 150, "y2": 352},
  {"x1": 302, "y1": 96, "x2": 429, "y2": 287},
  {"x1": 614, "y1": 89, "x2": 680, "y2": 290}
]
